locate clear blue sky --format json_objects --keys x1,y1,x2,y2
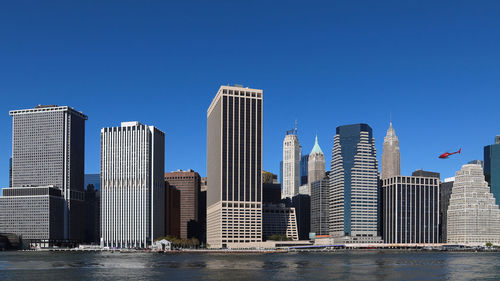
[{"x1": 1, "y1": 1, "x2": 499, "y2": 185}]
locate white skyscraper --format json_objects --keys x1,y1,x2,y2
[
  {"x1": 447, "y1": 164, "x2": 500, "y2": 245},
  {"x1": 282, "y1": 128, "x2": 300, "y2": 199},
  {"x1": 101, "y1": 121, "x2": 165, "y2": 248},
  {"x1": 381, "y1": 122, "x2": 401, "y2": 179}
]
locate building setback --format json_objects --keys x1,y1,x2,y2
[
  {"x1": 206, "y1": 85, "x2": 263, "y2": 249},
  {"x1": 165, "y1": 170, "x2": 200, "y2": 239},
  {"x1": 329, "y1": 124, "x2": 382, "y2": 243},
  {"x1": 310, "y1": 178, "x2": 329, "y2": 236},
  {"x1": 447, "y1": 164, "x2": 500, "y2": 244},
  {"x1": 382, "y1": 175, "x2": 440, "y2": 244},
  {"x1": 101, "y1": 121, "x2": 165, "y2": 248},
  {"x1": 282, "y1": 128, "x2": 300, "y2": 199},
  {"x1": 3, "y1": 105, "x2": 87, "y2": 242}
]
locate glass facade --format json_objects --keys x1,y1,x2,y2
[{"x1": 484, "y1": 143, "x2": 500, "y2": 201}]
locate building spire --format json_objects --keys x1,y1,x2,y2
[{"x1": 310, "y1": 134, "x2": 323, "y2": 155}]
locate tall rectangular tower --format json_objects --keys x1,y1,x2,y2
[
  {"x1": 207, "y1": 85, "x2": 263, "y2": 249},
  {"x1": 9, "y1": 105, "x2": 87, "y2": 241},
  {"x1": 329, "y1": 124, "x2": 382, "y2": 243},
  {"x1": 101, "y1": 121, "x2": 165, "y2": 248},
  {"x1": 282, "y1": 129, "x2": 300, "y2": 199},
  {"x1": 484, "y1": 136, "x2": 500, "y2": 201}
]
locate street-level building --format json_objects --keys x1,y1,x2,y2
[
  {"x1": 263, "y1": 203, "x2": 298, "y2": 241},
  {"x1": 207, "y1": 85, "x2": 263, "y2": 249},
  {"x1": 0, "y1": 186, "x2": 65, "y2": 247},
  {"x1": 101, "y1": 121, "x2": 165, "y2": 248}
]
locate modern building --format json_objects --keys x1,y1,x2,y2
[
  {"x1": 439, "y1": 178, "x2": 454, "y2": 243},
  {"x1": 83, "y1": 184, "x2": 100, "y2": 244},
  {"x1": 263, "y1": 203, "x2": 298, "y2": 241},
  {"x1": 307, "y1": 135, "x2": 325, "y2": 194},
  {"x1": 381, "y1": 122, "x2": 401, "y2": 179},
  {"x1": 300, "y1": 154, "x2": 309, "y2": 186},
  {"x1": 6, "y1": 105, "x2": 87, "y2": 242},
  {"x1": 382, "y1": 174, "x2": 440, "y2": 244},
  {"x1": 206, "y1": 85, "x2": 263, "y2": 249},
  {"x1": 101, "y1": 121, "x2": 165, "y2": 248},
  {"x1": 310, "y1": 178, "x2": 329, "y2": 236},
  {"x1": 0, "y1": 186, "x2": 65, "y2": 246},
  {"x1": 291, "y1": 194, "x2": 310, "y2": 240},
  {"x1": 484, "y1": 136, "x2": 500, "y2": 201},
  {"x1": 329, "y1": 124, "x2": 382, "y2": 243},
  {"x1": 165, "y1": 170, "x2": 200, "y2": 239},
  {"x1": 282, "y1": 128, "x2": 300, "y2": 199},
  {"x1": 447, "y1": 164, "x2": 500, "y2": 244},
  {"x1": 165, "y1": 181, "x2": 180, "y2": 238}
]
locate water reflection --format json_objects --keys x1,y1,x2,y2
[{"x1": 0, "y1": 251, "x2": 500, "y2": 280}]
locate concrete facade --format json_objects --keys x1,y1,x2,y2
[
  {"x1": 101, "y1": 121, "x2": 165, "y2": 248},
  {"x1": 8, "y1": 105, "x2": 87, "y2": 241},
  {"x1": 207, "y1": 85, "x2": 263, "y2": 249},
  {"x1": 310, "y1": 178, "x2": 329, "y2": 236},
  {"x1": 282, "y1": 129, "x2": 300, "y2": 199},
  {"x1": 447, "y1": 164, "x2": 500, "y2": 245}
]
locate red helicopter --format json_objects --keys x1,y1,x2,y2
[{"x1": 439, "y1": 148, "x2": 461, "y2": 159}]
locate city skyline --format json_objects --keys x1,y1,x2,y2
[{"x1": 2, "y1": 2, "x2": 500, "y2": 185}]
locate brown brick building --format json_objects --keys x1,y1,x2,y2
[
  {"x1": 165, "y1": 170, "x2": 200, "y2": 239},
  {"x1": 165, "y1": 181, "x2": 180, "y2": 238}
]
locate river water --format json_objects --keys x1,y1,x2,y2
[{"x1": 0, "y1": 251, "x2": 499, "y2": 280}]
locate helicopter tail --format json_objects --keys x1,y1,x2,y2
[{"x1": 458, "y1": 148, "x2": 461, "y2": 154}]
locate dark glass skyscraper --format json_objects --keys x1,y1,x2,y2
[
  {"x1": 329, "y1": 124, "x2": 381, "y2": 243},
  {"x1": 484, "y1": 136, "x2": 500, "y2": 200}
]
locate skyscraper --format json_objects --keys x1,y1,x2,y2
[
  {"x1": 381, "y1": 122, "x2": 401, "y2": 179},
  {"x1": 4, "y1": 105, "x2": 87, "y2": 242},
  {"x1": 310, "y1": 177, "x2": 329, "y2": 236},
  {"x1": 382, "y1": 174, "x2": 440, "y2": 243},
  {"x1": 207, "y1": 85, "x2": 263, "y2": 249},
  {"x1": 329, "y1": 124, "x2": 382, "y2": 243},
  {"x1": 439, "y1": 178, "x2": 454, "y2": 243},
  {"x1": 484, "y1": 136, "x2": 500, "y2": 201},
  {"x1": 165, "y1": 169, "x2": 201, "y2": 239},
  {"x1": 308, "y1": 135, "x2": 325, "y2": 192},
  {"x1": 101, "y1": 121, "x2": 165, "y2": 248},
  {"x1": 447, "y1": 164, "x2": 500, "y2": 244},
  {"x1": 300, "y1": 154, "x2": 309, "y2": 186},
  {"x1": 282, "y1": 128, "x2": 300, "y2": 199}
]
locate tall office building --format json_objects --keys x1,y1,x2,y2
[
  {"x1": 329, "y1": 124, "x2": 382, "y2": 243},
  {"x1": 310, "y1": 177, "x2": 329, "y2": 236},
  {"x1": 291, "y1": 194, "x2": 310, "y2": 240},
  {"x1": 101, "y1": 121, "x2": 165, "y2": 248},
  {"x1": 282, "y1": 128, "x2": 300, "y2": 199},
  {"x1": 484, "y1": 136, "x2": 500, "y2": 200},
  {"x1": 165, "y1": 169, "x2": 200, "y2": 239},
  {"x1": 381, "y1": 122, "x2": 400, "y2": 179},
  {"x1": 447, "y1": 164, "x2": 500, "y2": 244},
  {"x1": 382, "y1": 174, "x2": 440, "y2": 243},
  {"x1": 207, "y1": 85, "x2": 263, "y2": 249},
  {"x1": 165, "y1": 181, "x2": 181, "y2": 238},
  {"x1": 83, "y1": 184, "x2": 100, "y2": 244},
  {"x1": 2, "y1": 105, "x2": 87, "y2": 242},
  {"x1": 308, "y1": 135, "x2": 325, "y2": 192}
]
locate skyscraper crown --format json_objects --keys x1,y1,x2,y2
[{"x1": 310, "y1": 135, "x2": 323, "y2": 155}]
